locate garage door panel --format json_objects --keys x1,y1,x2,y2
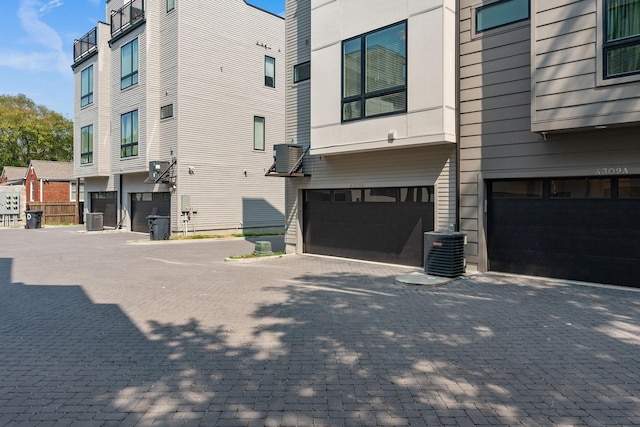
[
  {"x1": 304, "y1": 198, "x2": 434, "y2": 266},
  {"x1": 488, "y1": 179, "x2": 640, "y2": 287},
  {"x1": 130, "y1": 193, "x2": 171, "y2": 233}
]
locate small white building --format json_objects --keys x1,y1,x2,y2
[{"x1": 72, "y1": 0, "x2": 285, "y2": 234}]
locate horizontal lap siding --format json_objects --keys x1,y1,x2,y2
[
  {"x1": 175, "y1": 1, "x2": 285, "y2": 231},
  {"x1": 459, "y1": 1, "x2": 535, "y2": 268},
  {"x1": 284, "y1": 0, "x2": 311, "y2": 246},
  {"x1": 532, "y1": 0, "x2": 640, "y2": 130}
]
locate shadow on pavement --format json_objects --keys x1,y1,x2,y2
[{"x1": 1, "y1": 257, "x2": 639, "y2": 425}]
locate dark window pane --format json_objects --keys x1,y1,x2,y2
[
  {"x1": 364, "y1": 188, "x2": 398, "y2": 202},
  {"x1": 550, "y1": 178, "x2": 611, "y2": 198},
  {"x1": 607, "y1": 44, "x2": 640, "y2": 76},
  {"x1": 476, "y1": 0, "x2": 529, "y2": 32},
  {"x1": 343, "y1": 38, "x2": 361, "y2": 98},
  {"x1": 401, "y1": 187, "x2": 433, "y2": 202},
  {"x1": 294, "y1": 61, "x2": 310, "y2": 83},
  {"x1": 333, "y1": 189, "x2": 362, "y2": 202},
  {"x1": 492, "y1": 180, "x2": 543, "y2": 198},
  {"x1": 607, "y1": 0, "x2": 640, "y2": 41},
  {"x1": 365, "y1": 24, "x2": 406, "y2": 93},
  {"x1": 343, "y1": 100, "x2": 362, "y2": 121},
  {"x1": 619, "y1": 177, "x2": 640, "y2": 197},
  {"x1": 365, "y1": 91, "x2": 406, "y2": 117},
  {"x1": 306, "y1": 190, "x2": 331, "y2": 202}
]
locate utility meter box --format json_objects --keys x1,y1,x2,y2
[
  {"x1": 181, "y1": 195, "x2": 191, "y2": 213},
  {"x1": 1, "y1": 193, "x2": 20, "y2": 215}
]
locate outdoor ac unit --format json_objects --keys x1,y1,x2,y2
[
  {"x1": 149, "y1": 161, "x2": 170, "y2": 182},
  {"x1": 274, "y1": 144, "x2": 302, "y2": 174},
  {"x1": 86, "y1": 212, "x2": 103, "y2": 231},
  {"x1": 424, "y1": 231, "x2": 466, "y2": 277}
]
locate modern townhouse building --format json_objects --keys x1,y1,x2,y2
[
  {"x1": 72, "y1": 0, "x2": 285, "y2": 234},
  {"x1": 280, "y1": 0, "x2": 458, "y2": 266},
  {"x1": 459, "y1": 0, "x2": 640, "y2": 287}
]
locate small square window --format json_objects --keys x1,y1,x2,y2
[
  {"x1": 294, "y1": 61, "x2": 310, "y2": 83},
  {"x1": 161, "y1": 104, "x2": 173, "y2": 119}
]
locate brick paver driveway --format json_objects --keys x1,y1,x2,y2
[{"x1": 1, "y1": 226, "x2": 639, "y2": 426}]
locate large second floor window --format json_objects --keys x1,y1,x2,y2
[
  {"x1": 604, "y1": 0, "x2": 640, "y2": 78},
  {"x1": 121, "y1": 110, "x2": 139, "y2": 158},
  {"x1": 121, "y1": 39, "x2": 139, "y2": 90},
  {"x1": 342, "y1": 21, "x2": 407, "y2": 122},
  {"x1": 81, "y1": 124, "x2": 93, "y2": 164},
  {"x1": 81, "y1": 65, "x2": 93, "y2": 107}
]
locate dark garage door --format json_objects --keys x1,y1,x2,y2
[
  {"x1": 90, "y1": 192, "x2": 117, "y2": 228},
  {"x1": 130, "y1": 192, "x2": 171, "y2": 233},
  {"x1": 303, "y1": 187, "x2": 434, "y2": 266},
  {"x1": 488, "y1": 177, "x2": 640, "y2": 287}
]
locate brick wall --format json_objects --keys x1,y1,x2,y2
[{"x1": 24, "y1": 169, "x2": 71, "y2": 203}]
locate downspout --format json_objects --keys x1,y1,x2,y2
[
  {"x1": 119, "y1": 174, "x2": 123, "y2": 229},
  {"x1": 455, "y1": 0, "x2": 461, "y2": 233},
  {"x1": 39, "y1": 178, "x2": 44, "y2": 202}
]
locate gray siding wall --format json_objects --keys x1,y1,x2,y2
[
  {"x1": 459, "y1": 0, "x2": 640, "y2": 271},
  {"x1": 532, "y1": 0, "x2": 640, "y2": 131},
  {"x1": 284, "y1": 0, "x2": 311, "y2": 247},
  {"x1": 172, "y1": 0, "x2": 285, "y2": 232},
  {"x1": 74, "y1": 23, "x2": 112, "y2": 179}
]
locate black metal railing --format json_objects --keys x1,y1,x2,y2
[
  {"x1": 111, "y1": 0, "x2": 145, "y2": 37},
  {"x1": 73, "y1": 27, "x2": 97, "y2": 62}
]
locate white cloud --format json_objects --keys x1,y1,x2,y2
[
  {"x1": 7, "y1": 0, "x2": 72, "y2": 75},
  {"x1": 39, "y1": 0, "x2": 63, "y2": 15}
]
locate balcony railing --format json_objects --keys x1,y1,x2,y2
[
  {"x1": 111, "y1": 0, "x2": 145, "y2": 37},
  {"x1": 73, "y1": 27, "x2": 97, "y2": 62}
]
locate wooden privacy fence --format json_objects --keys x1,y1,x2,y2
[{"x1": 26, "y1": 202, "x2": 81, "y2": 225}]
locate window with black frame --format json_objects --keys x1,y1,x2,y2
[
  {"x1": 121, "y1": 110, "x2": 138, "y2": 158},
  {"x1": 81, "y1": 124, "x2": 93, "y2": 164},
  {"x1": 121, "y1": 39, "x2": 139, "y2": 90},
  {"x1": 604, "y1": 0, "x2": 640, "y2": 78},
  {"x1": 342, "y1": 21, "x2": 407, "y2": 122},
  {"x1": 81, "y1": 65, "x2": 93, "y2": 107},
  {"x1": 265, "y1": 56, "x2": 275, "y2": 87}
]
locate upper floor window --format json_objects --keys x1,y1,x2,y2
[
  {"x1": 167, "y1": 0, "x2": 175, "y2": 12},
  {"x1": 294, "y1": 61, "x2": 310, "y2": 83},
  {"x1": 342, "y1": 21, "x2": 407, "y2": 122},
  {"x1": 604, "y1": 0, "x2": 640, "y2": 78},
  {"x1": 121, "y1": 110, "x2": 139, "y2": 158},
  {"x1": 475, "y1": 0, "x2": 529, "y2": 33},
  {"x1": 81, "y1": 65, "x2": 93, "y2": 107},
  {"x1": 254, "y1": 116, "x2": 265, "y2": 151},
  {"x1": 121, "y1": 39, "x2": 139, "y2": 90},
  {"x1": 265, "y1": 56, "x2": 275, "y2": 87},
  {"x1": 81, "y1": 124, "x2": 93, "y2": 164}
]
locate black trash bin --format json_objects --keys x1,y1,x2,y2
[
  {"x1": 147, "y1": 215, "x2": 171, "y2": 240},
  {"x1": 25, "y1": 210, "x2": 43, "y2": 229}
]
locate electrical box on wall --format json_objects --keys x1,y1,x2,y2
[
  {"x1": 181, "y1": 195, "x2": 191, "y2": 213},
  {"x1": 0, "y1": 193, "x2": 20, "y2": 215}
]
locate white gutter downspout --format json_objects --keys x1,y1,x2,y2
[{"x1": 39, "y1": 179, "x2": 44, "y2": 202}]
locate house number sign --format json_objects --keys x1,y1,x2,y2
[{"x1": 595, "y1": 167, "x2": 630, "y2": 175}]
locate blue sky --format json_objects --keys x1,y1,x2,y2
[{"x1": 0, "y1": 0, "x2": 285, "y2": 120}]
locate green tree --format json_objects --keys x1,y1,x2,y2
[{"x1": 0, "y1": 94, "x2": 73, "y2": 167}]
